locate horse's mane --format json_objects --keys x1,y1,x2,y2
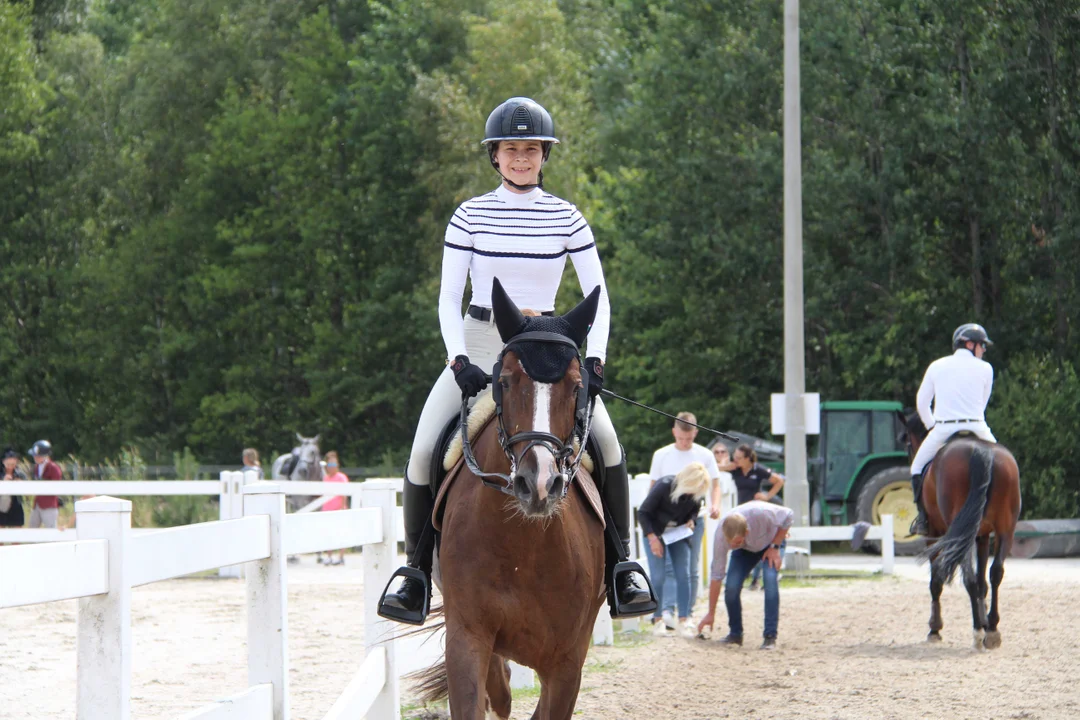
[{"x1": 903, "y1": 409, "x2": 928, "y2": 443}]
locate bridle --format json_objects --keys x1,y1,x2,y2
[{"x1": 460, "y1": 331, "x2": 592, "y2": 497}]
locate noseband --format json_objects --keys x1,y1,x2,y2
[{"x1": 460, "y1": 331, "x2": 593, "y2": 497}]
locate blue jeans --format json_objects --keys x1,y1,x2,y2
[
  {"x1": 647, "y1": 537, "x2": 692, "y2": 620},
  {"x1": 663, "y1": 518, "x2": 705, "y2": 616},
  {"x1": 724, "y1": 542, "x2": 785, "y2": 638}
]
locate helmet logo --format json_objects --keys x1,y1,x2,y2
[{"x1": 516, "y1": 124, "x2": 528, "y2": 130}]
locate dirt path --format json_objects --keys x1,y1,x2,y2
[{"x1": 2, "y1": 559, "x2": 1079, "y2": 719}]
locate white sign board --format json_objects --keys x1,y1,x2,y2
[{"x1": 770, "y1": 393, "x2": 821, "y2": 435}]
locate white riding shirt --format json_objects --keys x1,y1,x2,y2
[
  {"x1": 438, "y1": 185, "x2": 610, "y2": 361},
  {"x1": 910, "y1": 349, "x2": 996, "y2": 476},
  {"x1": 916, "y1": 349, "x2": 994, "y2": 428}
]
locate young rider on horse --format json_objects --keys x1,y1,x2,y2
[
  {"x1": 379, "y1": 97, "x2": 653, "y2": 622},
  {"x1": 909, "y1": 323, "x2": 997, "y2": 535}
]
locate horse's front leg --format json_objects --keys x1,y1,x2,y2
[
  {"x1": 984, "y1": 531, "x2": 1012, "y2": 650},
  {"x1": 927, "y1": 548, "x2": 944, "y2": 642},
  {"x1": 960, "y1": 554, "x2": 987, "y2": 649},
  {"x1": 485, "y1": 653, "x2": 512, "y2": 720},
  {"x1": 445, "y1": 624, "x2": 496, "y2": 720},
  {"x1": 531, "y1": 662, "x2": 584, "y2": 720}
]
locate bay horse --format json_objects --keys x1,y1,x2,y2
[
  {"x1": 415, "y1": 279, "x2": 606, "y2": 720},
  {"x1": 904, "y1": 414, "x2": 1021, "y2": 649}
]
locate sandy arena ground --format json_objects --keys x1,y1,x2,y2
[{"x1": 2, "y1": 555, "x2": 1079, "y2": 720}]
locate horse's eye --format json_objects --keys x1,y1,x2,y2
[{"x1": 499, "y1": 377, "x2": 510, "y2": 388}]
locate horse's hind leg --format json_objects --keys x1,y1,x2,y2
[
  {"x1": 984, "y1": 531, "x2": 1012, "y2": 650},
  {"x1": 485, "y1": 654, "x2": 511, "y2": 720},
  {"x1": 927, "y1": 557, "x2": 944, "y2": 642},
  {"x1": 961, "y1": 548, "x2": 988, "y2": 649},
  {"x1": 531, "y1": 664, "x2": 583, "y2": 720}
]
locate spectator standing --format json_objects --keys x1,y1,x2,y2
[
  {"x1": 647, "y1": 411, "x2": 722, "y2": 623},
  {"x1": 716, "y1": 443, "x2": 785, "y2": 590},
  {"x1": 27, "y1": 440, "x2": 62, "y2": 529},
  {"x1": 697, "y1": 500, "x2": 793, "y2": 650},
  {"x1": 318, "y1": 451, "x2": 348, "y2": 566},
  {"x1": 0, "y1": 448, "x2": 26, "y2": 529},
  {"x1": 638, "y1": 463, "x2": 711, "y2": 636},
  {"x1": 242, "y1": 448, "x2": 265, "y2": 480},
  {"x1": 711, "y1": 444, "x2": 737, "y2": 515}
]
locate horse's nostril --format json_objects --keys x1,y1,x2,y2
[
  {"x1": 513, "y1": 475, "x2": 531, "y2": 499},
  {"x1": 549, "y1": 473, "x2": 566, "y2": 497}
]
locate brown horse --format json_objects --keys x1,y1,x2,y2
[
  {"x1": 905, "y1": 414, "x2": 1021, "y2": 649},
  {"x1": 416, "y1": 279, "x2": 607, "y2": 719}
]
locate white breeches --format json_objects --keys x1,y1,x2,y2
[
  {"x1": 910, "y1": 421, "x2": 996, "y2": 477},
  {"x1": 406, "y1": 317, "x2": 621, "y2": 486}
]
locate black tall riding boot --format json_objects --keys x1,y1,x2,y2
[
  {"x1": 601, "y1": 454, "x2": 657, "y2": 617},
  {"x1": 909, "y1": 472, "x2": 929, "y2": 536},
  {"x1": 377, "y1": 473, "x2": 435, "y2": 625}
]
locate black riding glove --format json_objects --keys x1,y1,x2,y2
[
  {"x1": 584, "y1": 356, "x2": 605, "y2": 399},
  {"x1": 450, "y1": 355, "x2": 487, "y2": 398}
]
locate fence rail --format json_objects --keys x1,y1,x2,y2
[{"x1": 0, "y1": 477, "x2": 401, "y2": 720}]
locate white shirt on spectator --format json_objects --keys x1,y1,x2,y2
[{"x1": 648, "y1": 443, "x2": 720, "y2": 482}]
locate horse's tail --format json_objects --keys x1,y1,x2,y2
[
  {"x1": 400, "y1": 606, "x2": 449, "y2": 704},
  {"x1": 928, "y1": 443, "x2": 995, "y2": 583}
]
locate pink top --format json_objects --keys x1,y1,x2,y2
[{"x1": 321, "y1": 471, "x2": 349, "y2": 511}]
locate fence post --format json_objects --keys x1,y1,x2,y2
[
  {"x1": 881, "y1": 514, "x2": 895, "y2": 575},
  {"x1": 244, "y1": 482, "x2": 290, "y2": 720},
  {"x1": 360, "y1": 480, "x2": 401, "y2": 719},
  {"x1": 76, "y1": 496, "x2": 132, "y2": 720}
]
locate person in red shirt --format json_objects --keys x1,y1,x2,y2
[{"x1": 28, "y1": 440, "x2": 62, "y2": 529}]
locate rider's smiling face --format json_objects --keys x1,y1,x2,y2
[{"x1": 495, "y1": 140, "x2": 544, "y2": 188}]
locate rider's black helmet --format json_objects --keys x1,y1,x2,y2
[
  {"x1": 482, "y1": 97, "x2": 559, "y2": 170},
  {"x1": 28, "y1": 439, "x2": 52, "y2": 457},
  {"x1": 952, "y1": 323, "x2": 993, "y2": 352},
  {"x1": 482, "y1": 97, "x2": 559, "y2": 146}
]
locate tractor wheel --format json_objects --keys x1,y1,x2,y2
[{"x1": 854, "y1": 466, "x2": 926, "y2": 556}]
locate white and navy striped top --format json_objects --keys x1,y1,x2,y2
[{"x1": 439, "y1": 184, "x2": 611, "y2": 361}]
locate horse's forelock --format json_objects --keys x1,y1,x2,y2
[{"x1": 505, "y1": 316, "x2": 579, "y2": 384}]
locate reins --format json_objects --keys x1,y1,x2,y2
[{"x1": 459, "y1": 332, "x2": 593, "y2": 497}]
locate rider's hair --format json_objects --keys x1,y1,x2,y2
[
  {"x1": 671, "y1": 462, "x2": 710, "y2": 502},
  {"x1": 242, "y1": 448, "x2": 260, "y2": 467},
  {"x1": 324, "y1": 451, "x2": 339, "y2": 464},
  {"x1": 722, "y1": 513, "x2": 748, "y2": 541},
  {"x1": 674, "y1": 411, "x2": 697, "y2": 432},
  {"x1": 734, "y1": 443, "x2": 757, "y2": 463}
]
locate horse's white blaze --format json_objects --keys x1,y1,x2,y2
[{"x1": 531, "y1": 379, "x2": 558, "y2": 499}]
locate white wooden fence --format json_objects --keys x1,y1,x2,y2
[
  {"x1": 0, "y1": 480, "x2": 401, "y2": 720},
  {"x1": 1, "y1": 472, "x2": 895, "y2": 704}
]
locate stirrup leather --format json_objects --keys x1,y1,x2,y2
[
  {"x1": 608, "y1": 560, "x2": 658, "y2": 618},
  {"x1": 377, "y1": 567, "x2": 431, "y2": 626}
]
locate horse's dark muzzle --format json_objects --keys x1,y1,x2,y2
[{"x1": 512, "y1": 472, "x2": 565, "y2": 517}]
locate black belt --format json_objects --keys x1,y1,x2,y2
[
  {"x1": 467, "y1": 305, "x2": 553, "y2": 322},
  {"x1": 936, "y1": 419, "x2": 981, "y2": 425}
]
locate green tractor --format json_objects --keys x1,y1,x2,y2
[{"x1": 718, "y1": 400, "x2": 923, "y2": 555}]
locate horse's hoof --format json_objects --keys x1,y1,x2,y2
[
  {"x1": 982, "y1": 630, "x2": 1002, "y2": 649},
  {"x1": 926, "y1": 632, "x2": 942, "y2": 643},
  {"x1": 973, "y1": 629, "x2": 986, "y2": 650}
]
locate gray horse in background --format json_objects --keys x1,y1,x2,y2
[{"x1": 271, "y1": 433, "x2": 324, "y2": 513}]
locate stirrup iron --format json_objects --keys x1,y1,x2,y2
[
  {"x1": 608, "y1": 560, "x2": 658, "y2": 618},
  {"x1": 377, "y1": 567, "x2": 431, "y2": 626}
]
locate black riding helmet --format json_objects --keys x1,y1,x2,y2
[
  {"x1": 952, "y1": 323, "x2": 993, "y2": 352},
  {"x1": 481, "y1": 97, "x2": 559, "y2": 191}
]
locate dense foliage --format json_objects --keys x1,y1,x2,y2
[{"x1": 2, "y1": 0, "x2": 1078, "y2": 516}]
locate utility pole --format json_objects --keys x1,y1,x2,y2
[{"x1": 783, "y1": 0, "x2": 809, "y2": 530}]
